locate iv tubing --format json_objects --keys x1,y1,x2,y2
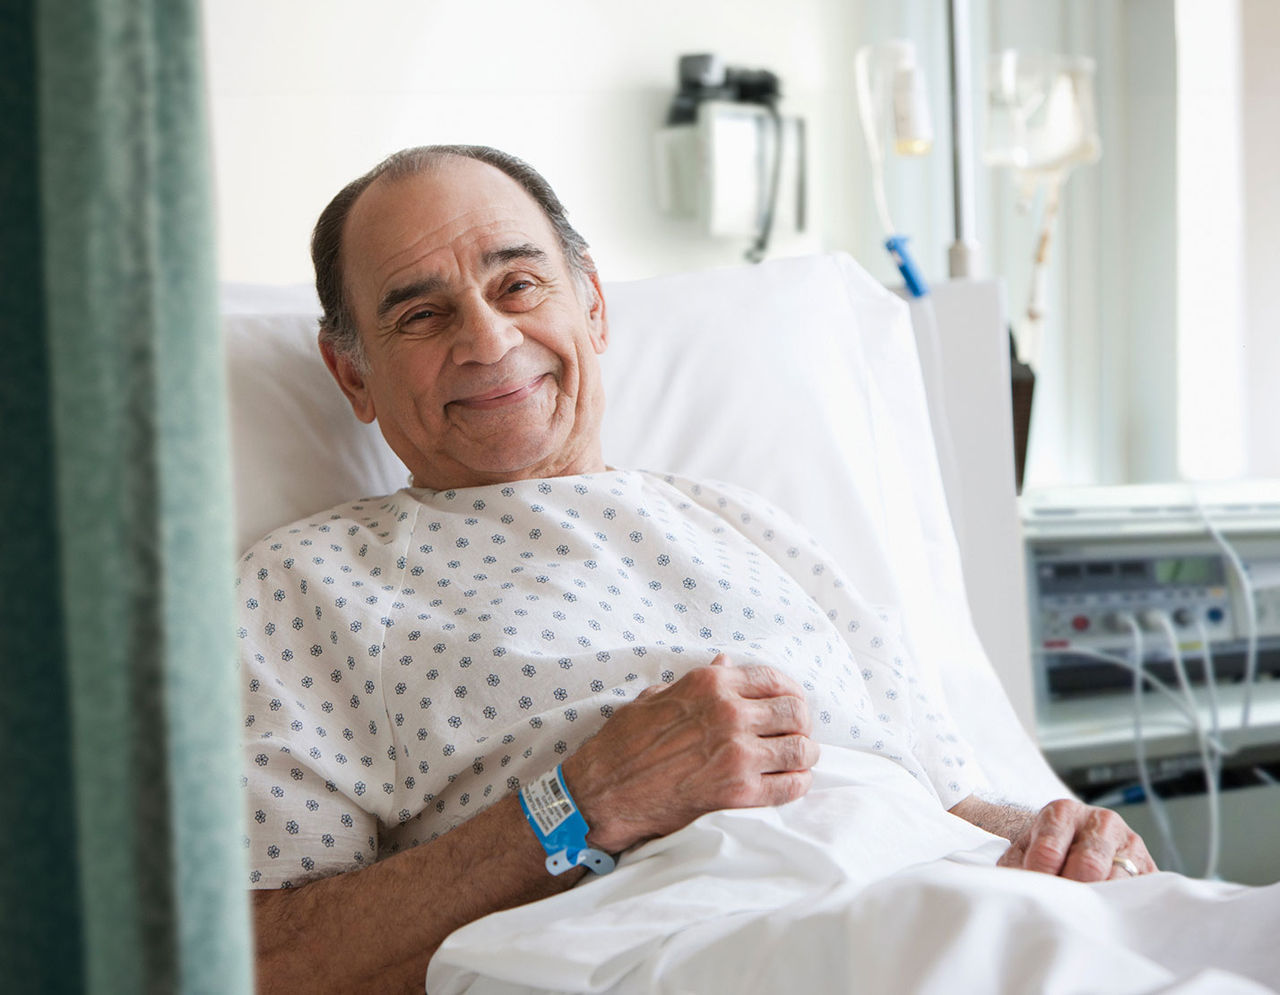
[
  {"x1": 1196, "y1": 499, "x2": 1260, "y2": 729},
  {"x1": 854, "y1": 47, "x2": 896, "y2": 236},
  {"x1": 1151, "y1": 611, "x2": 1221, "y2": 879},
  {"x1": 1120, "y1": 613, "x2": 1184, "y2": 873},
  {"x1": 1035, "y1": 645, "x2": 1223, "y2": 735},
  {"x1": 1020, "y1": 173, "x2": 1062, "y2": 369}
]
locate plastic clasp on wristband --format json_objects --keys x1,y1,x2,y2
[{"x1": 518, "y1": 765, "x2": 616, "y2": 876}]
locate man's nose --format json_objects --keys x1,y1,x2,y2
[{"x1": 452, "y1": 302, "x2": 522, "y2": 365}]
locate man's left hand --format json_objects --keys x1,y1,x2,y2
[
  {"x1": 950, "y1": 795, "x2": 1157, "y2": 882},
  {"x1": 996, "y1": 798, "x2": 1157, "y2": 881}
]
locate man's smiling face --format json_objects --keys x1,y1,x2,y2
[{"x1": 322, "y1": 155, "x2": 609, "y2": 490}]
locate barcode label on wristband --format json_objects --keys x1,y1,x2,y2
[{"x1": 522, "y1": 769, "x2": 575, "y2": 836}]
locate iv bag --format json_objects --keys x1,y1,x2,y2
[{"x1": 984, "y1": 51, "x2": 1100, "y2": 176}]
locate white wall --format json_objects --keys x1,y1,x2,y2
[
  {"x1": 202, "y1": 0, "x2": 866, "y2": 285},
  {"x1": 202, "y1": 0, "x2": 980, "y2": 292}
]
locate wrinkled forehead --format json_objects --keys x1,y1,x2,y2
[{"x1": 341, "y1": 158, "x2": 562, "y2": 310}]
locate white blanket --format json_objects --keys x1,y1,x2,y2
[{"x1": 427, "y1": 750, "x2": 1279, "y2": 995}]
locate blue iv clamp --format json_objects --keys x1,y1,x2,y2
[{"x1": 885, "y1": 235, "x2": 929, "y2": 298}]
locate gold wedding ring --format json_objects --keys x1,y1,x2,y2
[{"x1": 1112, "y1": 855, "x2": 1139, "y2": 877}]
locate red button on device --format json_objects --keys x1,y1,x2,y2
[{"x1": 1071, "y1": 615, "x2": 1090, "y2": 632}]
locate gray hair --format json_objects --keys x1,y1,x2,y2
[{"x1": 311, "y1": 145, "x2": 594, "y2": 368}]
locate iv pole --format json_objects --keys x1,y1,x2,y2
[{"x1": 947, "y1": 0, "x2": 981, "y2": 278}]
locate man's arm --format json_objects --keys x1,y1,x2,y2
[
  {"x1": 253, "y1": 791, "x2": 575, "y2": 994},
  {"x1": 949, "y1": 795, "x2": 1157, "y2": 881},
  {"x1": 252, "y1": 656, "x2": 818, "y2": 994}
]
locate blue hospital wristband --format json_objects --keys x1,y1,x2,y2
[{"x1": 518, "y1": 765, "x2": 616, "y2": 876}]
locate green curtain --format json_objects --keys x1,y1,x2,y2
[{"x1": 1, "y1": 1, "x2": 253, "y2": 991}]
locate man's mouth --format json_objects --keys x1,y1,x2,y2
[{"x1": 451, "y1": 374, "x2": 549, "y2": 410}]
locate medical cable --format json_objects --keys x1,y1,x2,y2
[
  {"x1": 1198, "y1": 620, "x2": 1225, "y2": 879},
  {"x1": 1193, "y1": 618, "x2": 1228, "y2": 792},
  {"x1": 1194, "y1": 619, "x2": 1223, "y2": 759},
  {"x1": 1196, "y1": 499, "x2": 1260, "y2": 729},
  {"x1": 1035, "y1": 644, "x2": 1224, "y2": 738},
  {"x1": 1149, "y1": 610, "x2": 1221, "y2": 879},
  {"x1": 1118, "y1": 612, "x2": 1184, "y2": 873}
]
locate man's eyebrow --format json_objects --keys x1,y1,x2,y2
[
  {"x1": 481, "y1": 243, "x2": 548, "y2": 269},
  {"x1": 375, "y1": 245, "x2": 550, "y2": 323},
  {"x1": 376, "y1": 276, "x2": 447, "y2": 323}
]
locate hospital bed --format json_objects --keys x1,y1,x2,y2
[{"x1": 224, "y1": 253, "x2": 1279, "y2": 994}]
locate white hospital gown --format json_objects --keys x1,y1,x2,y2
[{"x1": 237, "y1": 471, "x2": 978, "y2": 889}]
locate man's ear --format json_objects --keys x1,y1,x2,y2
[
  {"x1": 319, "y1": 337, "x2": 377, "y2": 424},
  {"x1": 583, "y1": 264, "x2": 609, "y2": 355}
]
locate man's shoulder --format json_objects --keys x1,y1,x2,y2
[
  {"x1": 641, "y1": 470, "x2": 829, "y2": 570},
  {"x1": 236, "y1": 489, "x2": 421, "y2": 573},
  {"x1": 643, "y1": 471, "x2": 797, "y2": 527}
]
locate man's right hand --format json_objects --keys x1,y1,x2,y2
[
  {"x1": 251, "y1": 655, "x2": 816, "y2": 993},
  {"x1": 561, "y1": 653, "x2": 819, "y2": 855}
]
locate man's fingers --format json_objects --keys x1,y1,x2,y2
[
  {"x1": 1105, "y1": 835, "x2": 1157, "y2": 880},
  {"x1": 1134, "y1": 843, "x2": 1158, "y2": 874},
  {"x1": 633, "y1": 682, "x2": 670, "y2": 702},
  {"x1": 996, "y1": 842, "x2": 1027, "y2": 869},
  {"x1": 1107, "y1": 856, "x2": 1136, "y2": 881},
  {"x1": 757, "y1": 768, "x2": 814, "y2": 807},
  {"x1": 569, "y1": 657, "x2": 826, "y2": 850},
  {"x1": 1059, "y1": 808, "x2": 1129, "y2": 882},
  {"x1": 728, "y1": 662, "x2": 809, "y2": 701},
  {"x1": 992, "y1": 799, "x2": 1158, "y2": 882},
  {"x1": 749, "y1": 693, "x2": 812, "y2": 736},
  {"x1": 757, "y1": 732, "x2": 820, "y2": 773},
  {"x1": 1020, "y1": 802, "x2": 1076, "y2": 875},
  {"x1": 1060, "y1": 837, "x2": 1117, "y2": 882}
]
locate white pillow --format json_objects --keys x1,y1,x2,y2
[
  {"x1": 222, "y1": 254, "x2": 1067, "y2": 804},
  {"x1": 223, "y1": 307, "x2": 408, "y2": 556}
]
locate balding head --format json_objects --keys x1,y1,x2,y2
[
  {"x1": 312, "y1": 145, "x2": 594, "y2": 369},
  {"x1": 314, "y1": 152, "x2": 610, "y2": 491}
]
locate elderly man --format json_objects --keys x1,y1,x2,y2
[{"x1": 239, "y1": 145, "x2": 1153, "y2": 993}]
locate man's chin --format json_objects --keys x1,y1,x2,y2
[{"x1": 436, "y1": 439, "x2": 573, "y2": 487}]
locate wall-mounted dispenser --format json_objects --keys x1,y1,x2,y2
[{"x1": 655, "y1": 54, "x2": 806, "y2": 262}]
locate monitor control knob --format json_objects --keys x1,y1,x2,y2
[{"x1": 1173, "y1": 607, "x2": 1193, "y2": 627}]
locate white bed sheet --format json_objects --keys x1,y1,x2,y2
[{"x1": 427, "y1": 750, "x2": 1280, "y2": 995}]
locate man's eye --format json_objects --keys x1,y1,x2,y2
[
  {"x1": 506, "y1": 280, "x2": 532, "y2": 294},
  {"x1": 404, "y1": 308, "x2": 436, "y2": 324}
]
